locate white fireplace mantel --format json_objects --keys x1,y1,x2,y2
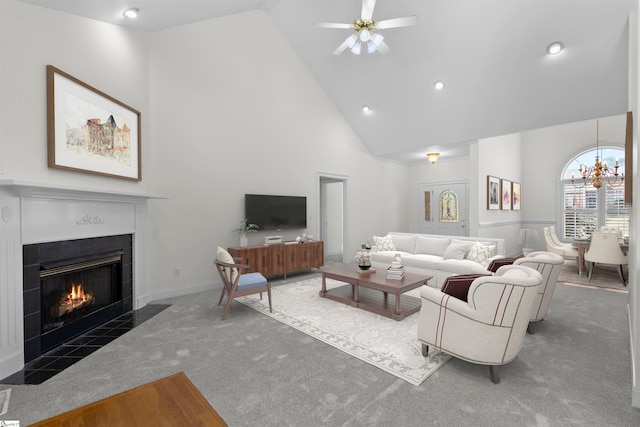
[
  {"x1": 0, "y1": 180, "x2": 165, "y2": 379},
  {"x1": 0, "y1": 179, "x2": 164, "y2": 203}
]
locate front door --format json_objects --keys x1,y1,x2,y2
[{"x1": 419, "y1": 182, "x2": 468, "y2": 236}]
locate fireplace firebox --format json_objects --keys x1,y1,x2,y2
[{"x1": 23, "y1": 234, "x2": 133, "y2": 362}]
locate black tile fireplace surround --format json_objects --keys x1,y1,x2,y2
[{"x1": 23, "y1": 234, "x2": 133, "y2": 363}]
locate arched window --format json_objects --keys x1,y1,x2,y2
[
  {"x1": 440, "y1": 190, "x2": 459, "y2": 222},
  {"x1": 560, "y1": 147, "x2": 627, "y2": 238}
]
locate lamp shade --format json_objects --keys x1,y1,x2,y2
[{"x1": 518, "y1": 229, "x2": 541, "y2": 255}]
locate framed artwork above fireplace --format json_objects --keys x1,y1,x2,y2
[{"x1": 46, "y1": 65, "x2": 142, "y2": 181}]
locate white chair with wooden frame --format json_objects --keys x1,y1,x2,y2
[{"x1": 214, "y1": 247, "x2": 272, "y2": 320}]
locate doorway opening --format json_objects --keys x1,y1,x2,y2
[{"x1": 318, "y1": 174, "x2": 348, "y2": 264}]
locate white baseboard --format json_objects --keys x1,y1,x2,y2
[
  {"x1": 633, "y1": 386, "x2": 640, "y2": 408},
  {"x1": 628, "y1": 303, "x2": 640, "y2": 408},
  {"x1": 136, "y1": 282, "x2": 220, "y2": 308}
]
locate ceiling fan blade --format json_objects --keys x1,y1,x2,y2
[
  {"x1": 375, "y1": 15, "x2": 418, "y2": 30},
  {"x1": 361, "y1": 0, "x2": 376, "y2": 21},
  {"x1": 332, "y1": 34, "x2": 358, "y2": 55},
  {"x1": 376, "y1": 40, "x2": 391, "y2": 55},
  {"x1": 316, "y1": 22, "x2": 353, "y2": 29}
]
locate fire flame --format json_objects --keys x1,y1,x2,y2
[{"x1": 66, "y1": 283, "x2": 92, "y2": 303}]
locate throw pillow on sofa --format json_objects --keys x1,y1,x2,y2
[
  {"x1": 466, "y1": 242, "x2": 497, "y2": 264},
  {"x1": 373, "y1": 235, "x2": 396, "y2": 251},
  {"x1": 487, "y1": 257, "x2": 518, "y2": 273},
  {"x1": 441, "y1": 273, "x2": 491, "y2": 302},
  {"x1": 443, "y1": 242, "x2": 473, "y2": 260}
]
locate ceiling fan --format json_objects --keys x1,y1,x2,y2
[{"x1": 316, "y1": 0, "x2": 418, "y2": 55}]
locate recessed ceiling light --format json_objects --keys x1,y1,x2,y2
[
  {"x1": 434, "y1": 81, "x2": 445, "y2": 91},
  {"x1": 362, "y1": 105, "x2": 372, "y2": 113},
  {"x1": 123, "y1": 8, "x2": 140, "y2": 19},
  {"x1": 547, "y1": 41, "x2": 564, "y2": 55}
]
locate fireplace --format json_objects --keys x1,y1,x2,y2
[{"x1": 23, "y1": 234, "x2": 133, "y2": 362}]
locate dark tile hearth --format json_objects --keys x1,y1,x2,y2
[{"x1": 1, "y1": 304, "x2": 170, "y2": 385}]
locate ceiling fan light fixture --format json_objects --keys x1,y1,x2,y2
[
  {"x1": 122, "y1": 7, "x2": 139, "y2": 19},
  {"x1": 371, "y1": 33, "x2": 384, "y2": 46},
  {"x1": 346, "y1": 34, "x2": 358, "y2": 49},
  {"x1": 351, "y1": 41, "x2": 362, "y2": 55},
  {"x1": 426, "y1": 152, "x2": 440, "y2": 164},
  {"x1": 434, "y1": 81, "x2": 445, "y2": 90},
  {"x1": 362, "y1": 105, "x2": 372, "y2": 113},
  {"x1": 547, "y1": 41, "x2": 564, "y2": 55},
  {"x1": 359, "y1": 29, "x2": 371, "y2": 42},
  {"x1": 367, "y1": 41, "x2": 377, "y2": 54}
]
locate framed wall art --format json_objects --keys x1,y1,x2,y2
[
  {"x1": 512, "y1": 182, "x2": 521, "y2": 210},
  {"x1": 47, "y1": 65, "x2": 142, "y2": 181},
  {"x1": 501, "y1": 179, "x2": 512, "y2": 210},
  {"x1": 487, "y1": 175, "x2": 500, "y2": 210}
]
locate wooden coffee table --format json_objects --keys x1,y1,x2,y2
[{"x1": 319, "y1": 264, "x2": 432, "y2": 320}]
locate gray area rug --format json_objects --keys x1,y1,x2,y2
[
  {"x1": 237, "y1": 277, "x2": 450, "y2": 385},
  {"x1": 2, "y1": 272, "x2": 640, "y2": 426}
]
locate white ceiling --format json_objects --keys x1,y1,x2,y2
[{"x1": 20, "y1": 0, "x2": 637, "y2": 163}]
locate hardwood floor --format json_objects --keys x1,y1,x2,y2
[{"x1": 29, "y1": 372, "x2": 227, "y2": 426}]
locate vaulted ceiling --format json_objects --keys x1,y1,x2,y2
[{"x1": 20, "y1": 0, "x2": 637, "y2": 163}]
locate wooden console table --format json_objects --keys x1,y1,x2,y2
[
  {"x1": 229, "y1": 240, "x2": 323, "y2": 278},
  {"x1": 30, "y1": 372, "x2": 227, "y2": 426}
]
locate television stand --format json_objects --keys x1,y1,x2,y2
[{"x1": 228, "y1": 241, "x2": 324, "y2": 278}]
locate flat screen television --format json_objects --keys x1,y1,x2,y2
[{"x1": 245, "y1": 194, "x2": 307, "y2": 231}]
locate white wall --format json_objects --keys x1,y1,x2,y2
[
  {"x1": 0, "y1": 0, "x2": 151, "y2": 194},
  {"x1": 629, "y1": 6, "x2": 639, "y2": 408},
  {"x1": 145, "y1": 10, "x2": 409, "y2": 297},
  {"x1": 476, "y1": 133, "x2": 522, "y2": 255},
  {"x1": 0, "y1": 2, "x2": 409, "y2": 303}
]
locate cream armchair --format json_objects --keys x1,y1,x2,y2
[
  {"x1": 514, "y1": 251, "x2": 564, "y2": 333},
  {"x1": 417, "y1": 265, "x2": 542, "y2": 383}
]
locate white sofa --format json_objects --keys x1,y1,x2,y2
[{"x1": 370, "y1": 232, "x2": 506, "y2": 288}]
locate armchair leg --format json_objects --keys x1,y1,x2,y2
[
  {"x1": 587, "y1": 262, "x2": 593, "y2": 281},
  {"x1": 267, "y1": 285, "x2": 273, "y2": 313},
  {"x1": 527, "y1": 322, "x2": 534, "y2": 334},
  {"x1": 421, "y1": 343, "x2": 429, "y2": 357},
  {"x1": 489, "y1": 366, "x2": 500, "y2": 384}
]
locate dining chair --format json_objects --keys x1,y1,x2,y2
[
  {"x1": 584, "y1": 232, "x2": 628, "y2": 286},
  {"x1": 214, "y1": 247, "x2": 272, "y2": 320},
  {"x1": 543, "y1": 227, "x2": 579, "y2": 273}
]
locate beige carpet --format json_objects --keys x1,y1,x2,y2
[{"x1": 236, "y1": 277, "x2": 451, "y2": 386}]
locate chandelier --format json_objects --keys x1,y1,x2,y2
[{"x1": 571, "y1": 120, "x2": 623, "y2": 189}]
